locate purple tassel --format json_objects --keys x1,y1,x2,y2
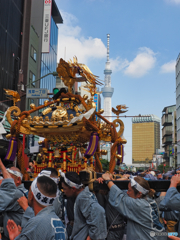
[
  {"x1": 5, "y1": 137, "x2": 17, "y2": 161},
  {"x1": 116, "y1": 144, "x2": 124, "y2": 165},
  {"x1": 85, "y1": 132, "x2": 99, "y2": 159}
]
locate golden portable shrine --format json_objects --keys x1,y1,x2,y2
[{"x1": 4, "y1": 57, "x2": 127, "y2": 180}]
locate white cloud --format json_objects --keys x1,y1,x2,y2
[
  {"x1": 110, "y1": 57, "x2": 129, "y2": 72},
  {"x1": 165, "y1": 0, "x2": 180, "y2": 4},
  {"x1": 57, "y1": 11, "x2": 106, "y2": 64},
  {"x1": 124, "y1": 47, "x2": 156, "y2": 78},
  {"x1": 160, "y1": 60, "x2": 176, "y2": 73},
  {"x1": 57, "y1": 12, "x2": 156, "y2": 78}
]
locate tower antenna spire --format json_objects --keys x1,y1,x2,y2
[{"x1": 107, "y1": 34, "x2": 110, "y2": 62}]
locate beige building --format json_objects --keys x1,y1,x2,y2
[{"x1": 132, "y1": 115, "x2": 160, "y2": 163}]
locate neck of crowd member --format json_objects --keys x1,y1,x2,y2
[
  {"x1": 74, "y1": 187, "x2": 84, "y2": 198},
  {"x1": 33, "y1": 199, "x2": 46, "y2": 216}
]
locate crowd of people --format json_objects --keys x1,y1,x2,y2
[{"x1": 0, "y1": 160, "x2": 180, "y2": 240}]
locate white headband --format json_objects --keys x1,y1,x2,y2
[
  {"x1": 31, "y1": 170, "x2": 58, "y2": 206},
  {"x1": 59, "y1": 170, "x2": 83, "y2": 189},
  {"x1": 7, "y1": 169, "x2": 23, "y2": 180},
  {"x1": 38, "y1": 170, "x2": 60, "y2": 185},
  {"x1": 130, "y1": 176, "x2": 149, "y2": 195}
]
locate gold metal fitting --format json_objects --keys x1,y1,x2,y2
[
  {"x1": 30, "y1": 103, "x2": 36, "y2": 109},
  {"x1": 115, "y1": 154, "x2": 122, "y2": 159},
  {"x1": 83, "y1": 94, "x2": 88, "y2": 100},
  {"x1": 98, "y1": 109, "x2": 104, "y2": 114},
  {"x1": 44, "y1": 100, "x2": 49, "y2": 106}
]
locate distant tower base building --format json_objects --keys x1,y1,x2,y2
[
  {"x1": 101, "y1": 92, "x2": 113, "y2": 122},
  {"x1": 132, "y1": 115, "x2": 160, "y2": 164},
  {"x1": 102, "y1": 34, "x2": 114, "y2": 122}
]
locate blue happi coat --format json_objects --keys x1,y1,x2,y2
[
  {"x1": 159, "y1": 187, "x2": 180, "y2": 236},
  {"x1": 108, "y1": 184, "x2": 164, "y2": 240},
  {"x1": 0, "y1": 179, "x2": 27, "y2": 238},
  {"x1": 16, "y1": 206, "x2": 67, "y2": 240},
  {"x1": 21, "y1": 190, "x2": 64, "y2": 228},
  {"x1": 70, "y1": 186, "x2": 107, "y2": 240}
]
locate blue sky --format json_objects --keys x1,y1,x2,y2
[{"x1": 56, "y1": 0, "x2": 179, "y2": 164}]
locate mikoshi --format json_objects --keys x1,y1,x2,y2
[{"x1": 3, "y1": 57, "x2": 127, "y2": 184}]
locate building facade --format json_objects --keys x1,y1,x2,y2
[
  {"x1": 172, "y1": 111, "x2": 177, "y2": 167},
  {"x1": 0, "y1": 0, "x2": 63, "y2": 112},
  {"x1": 0, "y1": 0, "x2": 25, "y2": 111},
  {"x1": 29, "y1": 0, "x2": 63, "y2": 107},
  {"x1": 176, "y1": 54, "x2": 180, "y2": 166},
  {"x1": 132, "y1": 115, "x2": 160, "y2": 163},
  {"x1": 162, "y1": 105, "x2": 176, "y2": 166}
]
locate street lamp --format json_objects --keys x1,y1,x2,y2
[{"x1": 26, "y1": 72, "x2": 58, "y2": 88}]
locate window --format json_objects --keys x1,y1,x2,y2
[
  {"x1": 30, "y1": 45, "x2": 37, "y2": 61},
  {"x1": 29, "y1": 71, "x2": 36, "y2": 87}
]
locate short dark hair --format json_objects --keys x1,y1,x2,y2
[
  {"x1": 61, "y1": 172, "x2": 82, "y2": 187},
  {"x1": 6, "y1": 164, "x2": 15, "y2": 168},
  {"x1": 43, "y1": 167, "x2": 58, "y2": 177},
  {"x1": 37, "y1": 176, "x2": 57, "y2": 196}
]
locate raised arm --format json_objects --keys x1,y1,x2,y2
[
  {"x1": 0, "y1": 159, "x2": 17, "y2": 211},
  {"x1": 159, "y1": 175, "x2": 180, "y2": 212},
  {"x1": 0, "y1": 158, "x2": 12, "y2": 179}
]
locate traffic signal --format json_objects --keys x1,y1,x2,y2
[
  {"x1": 53, "y1": 88, "x2": 59, "y2": 95},
  {"x1": 53, "y1": 88, "x2": 67, "y2": 100}
]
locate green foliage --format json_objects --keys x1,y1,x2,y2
[
  {"x1": 157, "y1": 164, "x2": 169, "y2": 173},
  {"x1": 100, "y1": 158, "x2": 109, "y2": 171}
]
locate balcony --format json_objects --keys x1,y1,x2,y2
[
  {"x1": 161, "y1": 114, "x2": 172, "y2": 126},
  {"x1": 162, "y1": 126, "x2": 172, "y2": 137},
  {"x1": 162, "y1": 136, "x2": 172, "y2": 145}
]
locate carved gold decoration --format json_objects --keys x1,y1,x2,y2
[
  {"x1": 74, "y1": 106, "x2": 79, "y2": 113},
  {"x1": 62, "y1": 98, "x2": 69, "y2": 101},
  {"x1": 101, "y1": 150, "x2": 108, "y2": 155},
  {"x1": 91, "y1": 102, "x2": 96, "y2": 108},
  {"x1": 4, "y1": 89, "x2": 20, "y2": 106},
  {"x1": 52, "y1": 107, "x2": 67, "y2": 118},
  {"x1": 56, "y1": 58, "x2": 102, "y2": 93},
  {"x1": 112, "y1": 105, "x2": 128, "y2": 117},
  {"x1": 6, "y1": 106, "x2": 30, "y2": 135},
  {"x1": 113, "y1": 119, "x2": 124, "y2": 138},
  {"x1": 6, "y1": 106, "x2": 21, "y2": 124},
  {"x1": 42, "y1": 107, "x2": 52, "y2": 115},
  {"x1": 6, "y1": 134, "x2": 11, "y2": 139}
]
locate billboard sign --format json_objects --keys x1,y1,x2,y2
[{"x1": 42, "y1": 0, "x2": 52, "y2": 53}]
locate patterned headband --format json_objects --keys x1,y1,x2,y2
[
  {"x1": 130, "y1": 176, "x2": 149, "y2": 195},
  {"x1": 7, "y1": 169, "x2": 23, "y2": 180},
  {"x1": 59, "y1": 170, "x2": 83, "y2": 189}
]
